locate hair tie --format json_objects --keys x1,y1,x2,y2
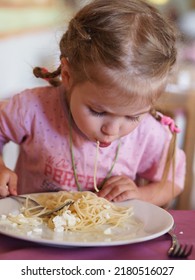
[
  {"x1": 40, "y1": 68, "x2": 50, "y2": 81},
  {"x1": 160, "y1": 115, "x2": 181, "y2": 133}
]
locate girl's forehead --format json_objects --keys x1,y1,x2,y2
[
  {"x1": 77, "y1": 64, "x2": 157, "y2": 106},
  {"x1": 82, "y1": 79, "x2": 143, "y2": 98},
  {"x1": 77, "y1": 81, "x2": 151, "y2": 113}
]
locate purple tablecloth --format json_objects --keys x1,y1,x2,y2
[{"x1": 0, "y1": 210, "x2": 194, "y2": 260}]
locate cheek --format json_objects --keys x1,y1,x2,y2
[
  {"x1": 82, "y1": 116, "x2": 99, "y2": 130},
  {"x1": 72, "y1": 110, "x2": 97, "y2": 133},
  {"x1": 122, "y1": 122, "x2": 139, "y2": 135}
]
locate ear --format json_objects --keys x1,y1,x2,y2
[{"x1": 61, "y1": 57, "x2": 73, "y2": 90}]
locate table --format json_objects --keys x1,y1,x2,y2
[{"x1": 0, "y1": 210, "x2": 194, "y2": 260}]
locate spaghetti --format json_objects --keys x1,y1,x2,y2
[
  {"x1": 5, "y1": 191, "x2": 136, "y2": 234},
  {"x1": 93, "y1": 141, "x2": 100, "y2": 192}
]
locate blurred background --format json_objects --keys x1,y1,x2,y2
[{"x1": 0, "y1": 0, "x2": 195, "y2": 209}]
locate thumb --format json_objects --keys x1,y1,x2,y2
[
  {"x1": 8, "y1": 173, "x2": 18, "y2": 196},
  {"x1": 0, "y1": 185, "x2": 9, "y2": 197}
]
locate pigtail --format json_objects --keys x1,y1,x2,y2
[
  {"x1": 33, "y1": 65, "x2": 62, "y2": 87},
  {"x1": 161, "y1": 128, "x2": 177, "y2": 197},
  {"x1": 150, "y1": 108, "x2": 178, "y2": 197}
]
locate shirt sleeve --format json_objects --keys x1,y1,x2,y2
[{"x1": 0, "y1": 92, "x2": 30, "y2": 153}]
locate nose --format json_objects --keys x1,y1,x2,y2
[{"x1": 101, "y1": 120, "x2": 120, "y2": 136}]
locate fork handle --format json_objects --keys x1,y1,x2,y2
[
  {"x1": 169, "y1": 232, "x2": 178, "y2": 247},
  {"x1": 168, "y1": 231, "x2": 180, "y2": 255}
]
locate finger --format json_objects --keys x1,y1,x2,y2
[
  {"x1": 101, "y1": 176, "x2": 122, "y2": 188},
  {"x1": 97, "y1": 185, "x2": 113, "y2": 198},
  {"x1": 0, "y1": 185, "x2": 10, "y2": 197},
  {"x1": 8, "y1": 173, "x2": 18, "y2": 196},
  {"x1": 98, "y1": 176, "x2": 128, "y2": 197},
  {"x1": 0, "y1": 173, "x2": 10, "y2": 197},
  {"x1": 99, "y1": 183, "x2": 129, "y2": 201},
  {"x1": 112, "y1": 190, "x2": 137, "y2": 202},
  {"x1": 0, "y1": 174, "x2": 9, "y2": 187},
  {"x1": 0, "y1": 172, "x2": 18, "y2": 197},
  {"x1": 101, "y1": 175, "x2": 132, "y2": 191},
  {"x1": 99, "y1": 177, "x2": 122, "y2": 196}
]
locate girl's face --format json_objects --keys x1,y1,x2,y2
[{"x1": 69, "y1": 81, "x2": 150, "y2": 147}]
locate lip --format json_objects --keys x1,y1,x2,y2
[{"x1": 99, "y1": 142, "x2": 111, "y2": 148}]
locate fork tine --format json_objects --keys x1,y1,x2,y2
[
  {"x1": 183, "y1": 245, "x2": 193, "y2": 258},
  {"x1": 174, "y1": 245, "x2": 187, "y2": 257},
  {"x1": 179, "y1": 245, "x2": 188, "y2": 257},
  {"x1": 170, "y1": 244, "x2": 193, "y2": 258},
  {"x1": 168, "y1": 245, "x2": 179, "y2": 257}
]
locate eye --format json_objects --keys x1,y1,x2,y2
[
  {"x1": 89, "y1": 108, "x2": 105, "y2": 117},
  {"x1": 126, "y1": 115, "x2": 140, "y2": 122}
]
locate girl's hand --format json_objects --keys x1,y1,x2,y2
[
  {"x1": 0, "y1": 165, "x2": 18, "y2": 197},
  {"x1": 97, "y1": 175, "x2": 140, "y2": 202}
]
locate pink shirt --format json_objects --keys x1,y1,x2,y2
[{"x1": 0, "y1": 86, "x2": 186, "y2": 194}]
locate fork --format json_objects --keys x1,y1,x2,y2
[
  {"x1": 10, "y1": 195, "x2": 42, "y2": 208},
  {"x1": 37, "y1": 200, "x2": 74, "y2": 217},
  {"x1": 167, "y1": 228, "x2": 193, "y2": 258},
  {"x1": 10, "y1": 195, "x2": 74, "y2": 217}
]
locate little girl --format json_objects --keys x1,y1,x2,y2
[{"x1": 0, "y1": 0, "x2": 185, "y2": 207}]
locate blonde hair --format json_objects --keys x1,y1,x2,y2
[
  {"x1": 33, "y1": 0, "x2": 179, "y2": 191},
  {"x1": 34, "y1": 0, "x2": 177, "y2": 94}
]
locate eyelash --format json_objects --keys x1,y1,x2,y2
[
  {"x1": 89, "y1": 108, "x2": 140, "y2": 122},
  {"x1": 126, "y1": 116, "x2": 140, "y2": 122},
  {"x1": 89, "y1": 108, "x2": 105, "y2": 117}
]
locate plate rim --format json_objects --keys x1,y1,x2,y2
[{"x1": 0, "y1": 194, "x2": 174, "y2": 247}]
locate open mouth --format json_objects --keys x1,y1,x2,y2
[{"x1": 99, "y1": 142, "x2": 111, "y2": 148}]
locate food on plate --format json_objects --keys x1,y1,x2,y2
[{"x1": 0, "y1": 191, "x2": 138, "y2": 234}]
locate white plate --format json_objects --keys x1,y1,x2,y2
[{"x1": 0, "y1": 195, "x2": 174, "y2": 247}]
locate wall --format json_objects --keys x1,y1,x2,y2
[{"x1": 0, "y1": 28, "x2": 61, "y2": 168}]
